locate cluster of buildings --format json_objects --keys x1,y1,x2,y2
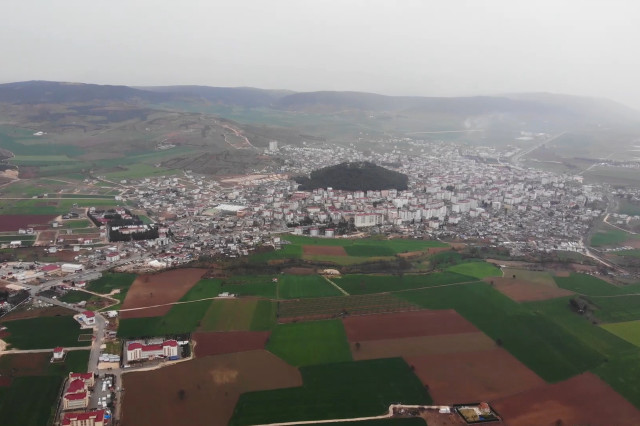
[{"x1": 62, "y1": 372, "x2": 94, "y2": 411}]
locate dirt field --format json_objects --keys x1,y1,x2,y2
[
  {"x1": 303, "y1": 245, "x2": 348, "y2": 256},
  {"x1": 397, "y1": 247, "x2": 450, "y2": 258},
  {"x1": 0, "y1": 352, "x2": 51, "y2": 376},
  {"x1": 36, "y1": 230, "x2": 57, "y2": 245},
  {"x1": 342, "y1": 310, "x2": 479, "y2": 342},
  {"x1": 192, "y1": 331, "x2": 270, "y2": 357},
  {"x1": 121, "y1": 350, "x2": 302, "y2": 426},
  {"x1": 119, "y1": 268, "x2": 207, "y2": 319},
  {"x1": 0, "y1": 215, "x2": 57, "y2": 232},
  {"x1": 0, "y1": 305, "x2": 75, "y2": 322},
  {"x1": 351, "y1": 332, "x2": 496, "y2": 360},
  {"x1": 493, "y1": 372, "x2": 640, "y2": 426},
  {"x1": 489, "y1": 277, "x2": 574, "y2": 302},
  {"x1": 406, "y1": 348, "x2": 545, "y2": 404},
  {"x1": 282, "y1": 267, "x2": 316, "y2": 275}
]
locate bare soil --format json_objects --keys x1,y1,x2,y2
[
  {"x1": 488, "y1": 277, "x2": 574, "y2": 302},
  {"x1": 303, "y1": 245, "x2": 348, "y2": 256},
  {"x1": 121, "y1": 350, "x2": 302, "y2": 426},
  {"x1": 192, "y1": 331, "x2": 270, "y2": 357},
  {"x1": 342, "y1": 310, "x2": 479, "y2": 342},
  {"x1": 120, "y1": 268, "x2": 207, "y2": 319},
  {"x1": 0, "y1": 215, "x2": 57, "y2": 232},
  {"x1": 351, "y1": 332, "x2": 496, "y2": 360},
  {"x1": 406, "y1": 348, "x2": 545, "y2": 405},
  {"x1": 493, "y1": 372, "x2": 640, "y2": 426},
  {"x1": 0, "y1": 305, "x2": 75, "y2": 322},
  {"x1": 282, "y1": 267, "x2": 316, "y2": 275}
]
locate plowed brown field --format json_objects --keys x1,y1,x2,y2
[
  {"x1": 121, "y1": 350, "x2": 302, "y2": 426},
  {"x1": 489, "y1": 277, "x2": 574, "y2": 302},
  {"x1": 342, "y1": 310, "x2": 479, "y2": 341},
  {"x1": 119, "y1": 268, "x2": 207, "y2": 319},
  {"x1": 192, "y1": 331, "x2": 270, "y2": 357},
  {"x1": 406, "y1": 348, "x2": 545, "y2": 404},
  {"x1": 493, "y1": 372, "x2": 640, "y2": 426},
  {"x1": 303, "y1": 245, "x2": 347, "y2": 256}
]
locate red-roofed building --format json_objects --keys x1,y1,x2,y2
[
  {"x1": 41, "y1": 264, "x2": 61, "y2": 274},
  {"x1": 126, "y1": 339, "x2": 179, "y2": 362},
  {"x1": 63, "y1": 390, "x2": 88, "y2": 410},
  {"x1": 52, "y1": 346, "x2": 65, "y2": 360},
  {"x1": 81, "y1": 310, "x2": 96, "y2": 325},
  {"x1": 62, "y1": 410, "x2": 105, "y2": 426},
  {"x1": 68, "y1": 372, "x2": 94, "y2": 387}
]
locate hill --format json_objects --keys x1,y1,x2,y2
[{"x1": 295, "y1": 162, "x2": 408, "y2": 191}]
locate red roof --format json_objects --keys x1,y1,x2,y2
[
  {"x1": 62, "y1": 410, "x2": 105, "y2": 425},
  {"x1": 54, "y1": 346, "x2": 64, "y2": 353},
  {"x1": 83, "y1": 310, "x2": 95, "y2": 318},
  {"x1": 163, "y1": 340, "x2": 178, "y2": 347},
  {"x1": 127, "y1": 342, "x2": 143, "y2": 350},
  {"x1": 64, "y1": 391, "x2": 87, "y2": 400},
  {"x1": 69, "y1": 372, "x2": 93, "y2": 381},
  {"x1": 41, "y1": 264, "x2": 60, "y2": 272},
  {"x1": 67, "y1": 379, "x2": 86, "y2": 393},
  {"x1": 143, "y1": 344, "x2": 163, "y2": 352}
]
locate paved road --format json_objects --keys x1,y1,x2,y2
[{"x1": 0, "y1": 346, "x2": 90, "y2": 355}]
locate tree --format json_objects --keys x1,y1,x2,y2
[
  {"x1": 495, "y1": 338, "x2": 503, "y2": 347},
  {"x1": 178, "y1": 389, "x2": 186, "y2": 400}
]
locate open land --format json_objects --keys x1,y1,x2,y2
[
  {"x1": 303, "y1": 245, "x2": 347, "y2": 256},
  {"x1": 119, "y1": 268, "x2": 207, "y2": 318},
  {"x1": 493, "y1": 372, "x2": 640, "y2": 426},
  {"x1": 192, "y1": 331, "x2": 270, "y2": 357},
  {"x1": 121, "y1": 350, "x2": 302, "y2": 426},
  {"x1": 489, "y1": 276, "x2": 575, "y2": 301},
  {"x1": 0, "y1": 214, "x2": 57, "y2": 231}
]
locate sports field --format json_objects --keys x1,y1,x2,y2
[{"x1": 266, "y1": 320, "x2": 352, "y2": 366}]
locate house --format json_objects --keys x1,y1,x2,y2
[
  {"x1": 63, "y1": 390, "x2": 89, "y2": 410},
  {"x1": 52, "y1": 347, "x2": 65, "y2": 361},
  {"x1": 105, "y1": 252, "x2": 120, "y2": 262},
  {"x1": 81, "y1": 311, "x2": 96, "y2": 325},
  {"x1": 68, "y1": 372, "x2": 94, "y2": 387},
  {"x1": 126, "y1": 340, "x2": 179, "y2": 362},
  {"x1": 62, "y1": 410, "x2": 105, "y2": 426}
]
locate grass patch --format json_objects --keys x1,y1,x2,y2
[
  {"x1": 335, "y1": 272, "x2": 474, "y2": 295},
  {"x1": 591, "y1": 229, "x2": 631, "y2": 247},
  {"x1": 0, "y1": 376, "x2": 63, "y2": 426},
  {"x1": 250, "y1": 300, "x2": 277, "y2": 331},
  {"x1": 601, "y1": 320, "x2": 640, "y2": 347},
  {"x1": 554, "y1": 273, "x2": 640, "y2": 296},
  {"x1": 447, "y1": 261, "x2": 502, "y2": 279},
  {"x1": 58, "y1": 290, "x2": 93, "y2": 304},
  {"x1": 591, "y1": 296, "x2": 640, "y2": 323},
  {"x1": 230, "y1": 358, "x2": 430, "y2": 425},
  {"x1": 278, "y1": 275, "x2": 343, "y2": 299},
  {"x1": 61, "y1": 219, "x2": 92, "y2": 229},
  {"x1": 223, "y1": 276, "x2": 278, "y2": 298},
  {"x1": 199, "y1": 299, "x2": 257, "y2": 332},
  {"x1": 397, "y1": 283, "x2": 607, "y2": 382},
  {"x1": 344, "y1": 245, "x2": 396, "y2": 257},
  {"x1": 594, "y1": 351, "x2": 640, "y2": 409},
  {"x1": 266, "y1": 320, "x2": 352, "y2": 367},
  {"x1": 179, "y1": 279, "x2": 222, "y2": 301},
  {"x1": 3, "y1": 316, "x2": 91, "y2": 349},
  {"x1": 88, "y1": 272, "x2": 136, "y2": 310},
  {"x1": 248, "y1": 244, "x2": 303, "y2": 263},
  {"x1": 616, "y1": 250, "x2": 640, "y2": 258}
]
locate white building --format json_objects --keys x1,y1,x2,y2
[{"x1": 126, "y1": 340, "x2": 179, "y2": 362}]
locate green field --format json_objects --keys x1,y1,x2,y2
[
  {"x1": 335, "y1": 272, "x2": 475, "y2": 295},
  {"x1": 602, "y1": 320, "x2": 640, "y2": 347},
  {"x1": 283, "y1": 235, "x2": 447, "y2": 252},
  {"x1": 591, "y1": 229, "x2": 631, "y2": 247},
  {"x1": 616, "y1": 250, "x2": 640, "y2": 258},
  {"x1": 118, "y1": 300, "x2": 211, "y2": 338},
  {"x1": 277, "y1": 275, "x2": 344, "y2": 299},
  {"x1": 199, "y1": 299, "x2": 258, "y2": 332},
  {"x1": 0, "y1": 198, "x2": 123, "y2": 215},
  {"x1": 618, "y1": 199, "x2": 640, "y2": 216},
  {"x1": 591, "y1": 296, "x2": 640, "y2": 323},
  {"x1": 2, "y1": 316, "x2": 92, "y2": 350},
  {"x1": 397, "y1": 283, "x2": 607, "y2": 382},
  {"x1": 61, "y1": 219, "x2": 92, "y2": 229},
  {"x1": 248, "y1": 244, "x2": 303, "y2": 263},
  {"x1": 0, "y1": 235, "x2": 37, "y2": 242},
  {"x1": 446, "y1": 261, "x2": 502, "y2": 279},
  {"x1": 179, "y1": 279, "x2": 222, "y2": 301},
  {"x1": 88, "y1": 272, "x2": 136, "y2": 311},
  {"x1": 230, "y1": 358, "x2": 430, "y2": 425},
  {"x1": 594, "y1": 351, "x2": 640, "y2": 408},
  {"x1": 266, "y1": 320, "x2": 352, "y2": 366},
  {"x1": 223, "y1": 275, "x2": 278, "y2": 298},
  {"x1": 344, "y1": 245, "x2": 396, "y2": 257},
  {"x1": 0, "y1": 376, "x2": 63, "y2": 426},
  {"x1": 554, "y1": 273, "x2": 640, "y2": 296},
  {"x1": 249, "y1": 300, "x2": 278, "y2": 331},
  {"x1": 58, "y1": 289, "x2": 94, "y2": 304}
]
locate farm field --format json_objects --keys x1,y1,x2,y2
[
  {"x1": 554, "y1": 273, "x2": 640, "y2": 296},
  {"x1": 192, "y1": 331, "x2": 270, "y2": 357},
  {"x1": 283, "y1": 235, "x2": 448, "y2": 251},
  {"x1": 594, "y1": 351, "x2": 640, "y2": 408},
  {"x1": 277, "y1": 274, "x2": 343, "y2": 299},
  {"x1": 489, "y1": 276, "x2": 575, "y2": 301},
  {"x1": 179, "y1": 278, "x2": 222, "y2": 301},
  {"x1": 2, "y1": 316, "x2": 92, "y2": 349},
  {"x1": 117, "y1": 300, "x2": 211, "y2": 338},
  {"x1": 501, "y1": 267, "x2": 558, "y2": 285},
  {"x1": 198, "y1": 299, "x2": 258, "y2": 332},
  {"x1": 396, "y1": 283, "x2": 607, "y2": 382},
  {"x1": 616, "y1": 249, "x2": 640, "y2": 257},
  {"x1": 591, "y1": 228, "x2": 632, "y2": 247},
  {"x1": 87, "y1": 272, "x2": 136, "y2": 310},
  {"x1": 342, "y1": 310, "x2": 479, "y2": 341},
  {"x1": 0, "y1": 214, "x2": 57, "y2": 231},
  {"x1": 0, "y1": 376, "x2": 63, "y2": 426},
  {"x1": 351, "y1": 332, "x2": 495, "y2": 360},
  {"x1": 590, "y1": 295, "x2": 640, "y2": 323},
  {"x1": 249, "y1": 300, "x2": 277, "y2": 331},
  {"x1": 230, "y1": 358, "x2": 430, "y2": 426},
  {"x1": 0, "y1": 305, "x2": 75, "y2": 322},
  {"x1": 446, "y1": 261, "x2": 502, "y2": 279},
  {"x1": 334, "y1": 272, "x2": 476, "y2": 295},
  {"x1": 277, "y1": 293, "x2": 420, "y2": 322},
  {"x1": 0, "y1": 350, "x2": 89, "y2": 377},
  {"x1": 601, "y1": 320, "x2": 640, "y2": 347},
  {"x1": 266, "y1": 320, "x2": 352, "y2": 366},
  {"x1": 407, "y1": 348, "x2": 545, "y2": 403},
  {"x1": 222, "y1": 275, "x2": 277, "y2": 298},
  {"x1": 121, "y1": 350, "x2": 302, "y2": 426},
  {"x1": 493, "y1": 372, "x2": 640, "y2": 425},
  {"x1": 0, "y1": 198, "x2": 121, "y2": 215},
  {"x1": 119, "y1": 268, "x2": 207, "y2": 318}
]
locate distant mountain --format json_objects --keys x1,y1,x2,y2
[
  {"x1": 295, "y1": 162, "x2": 408, "y2": 191},
  {"x1": 0, "y1": 81, "x2": 167, "y2": 104},
  {"x1": 139, "y1": 85, "x2": 293, "y2": 108}
]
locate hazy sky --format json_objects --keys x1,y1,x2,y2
[{"x1": 2, "y1": 0, "x2": 640, "y2": 108}]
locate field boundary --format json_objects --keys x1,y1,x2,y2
[{"x1": 322, "y1": 275, "x2": 350, "y2": 296}]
